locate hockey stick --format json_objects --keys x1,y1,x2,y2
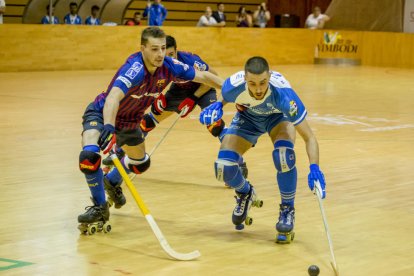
[
  {"x1": 315, "y1": 181, "x2": 339, "y2": 276},
  {"x1": 111, "y1": 153, "x2": 201, "y2": 261}
]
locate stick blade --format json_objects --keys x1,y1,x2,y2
[
  {"x1": 331, "y1": 261, "x2": 339, "y2": 276},
  {"x1": 160, "y1": 242, "x2": 201, "y2": 261}
]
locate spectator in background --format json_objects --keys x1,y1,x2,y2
[
  {"x1": 212, "y1": 2, "x2": 226, "y2": 26},
  {"x1": 0, "y1": 0, "x2": 5, "y2": 24},
  {"x1": 85, "y1": 5, "x2": 101, "y2": 25},
  {"x1": 305, "y1": 6, "x2": 330, "y2": 29},
  {"x1": 64, "y1": 2, "x2": 82, "y2": 25},
  {"x1": 253, "y1": 2, "x2": 270, "y2": 28},
  {"x1": 125, "y1": 11, "x2": 141, "y2": 26},
  {"x1": 143, "y1": 0, "x2": 167, "y2": 26},
  {"x1": 236, "y1": 6, "x2": 252, "y2": 27},
  {"x1": 41, "y1": 4, "x2": 59, "y2": 24},
  {"x1": 197, "y1": 6, "x2": 225, "y2": 27}
]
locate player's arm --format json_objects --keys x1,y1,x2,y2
[
  {"x1": 193, "y1": 66, "x2": 218, "y2": 98},
  {"x1": 192, "y1": 70, "x2": 223, "y2": 90},
  {"x1": 103, "y1": 87, "x2": 124, "y2": 126},
  {"x1": 295, "y1": 119, "x2": 319, "y2": 165}
]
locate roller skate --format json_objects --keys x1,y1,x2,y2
[
  {"x1": 275, "y1": 204, "x2": 295, "y2": 244},
  {"x1": 103, "y1": 177, "x2": 126, "y2": 209},
  {"x1": 78, "y1": 198, "x2": 111, "y2": 235},
  {"x1": 232, "y1": 186, "x2": 263, "y2": 230}
]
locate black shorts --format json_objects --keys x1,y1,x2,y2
[
  {"x1": 81, "y1": 102, "x2": 144, "y2": 146},
  {"x1": 164, "y1": 84, "x2": 217, "y2": 113}
]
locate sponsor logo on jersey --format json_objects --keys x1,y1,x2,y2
[
  {"x1": 156, "y1": 79, "x2": 166, "y2": 87},
  {"x1": 125, "y1": 62, "x2": 143, "y2": 79},
  {"x1": 172, "y1": 58, "x2": 189, "y2": 71},
  {"x1": 117, "y1": 76, "x2": 132, "y2": 88},
  {"x1": 131, "y1": 91, "x2": 161, "y2": 100},
  {"x1": 89, "y1": 121, "x2": 98, "y2": 126},
  {"x1": 194, "y1": 61, "x2": 207, "y2": 71},
  {"x1": 289, "y1": 100, "x2": 298, "y2": 117},
  {"x1": 229, "y1": 71, "x2": 245, "y2": 87}
]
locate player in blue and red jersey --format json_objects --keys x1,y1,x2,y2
[
  {"x1": 77, "y1": 27, "x2": 223, "y2": 232},
  {"x1": 199, "y1": 56, "x2": 327, "y2": 243}
]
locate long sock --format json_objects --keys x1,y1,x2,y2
[
  {"x1": 217, "y1": 150, "x2": 251, "y2": 194},
  {"x1": 277, "y1": 168, "x2": 297, "y2": 207},
  {"x1": 83, "y1": 145, "x2": 105, "y2": 205}
]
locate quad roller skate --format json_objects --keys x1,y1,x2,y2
[
  {"x1": 78, "y1": 198, "x2": 111, "y2": 235},
  {"x1": 275, "y1": 204, "x2": 295, "y2": 244},
  {"x1": 103, "y1": 177, "x2": 126, "y2": 209},
  {"x1": 232, "y1": 186, "x2": 263, "y2": 230}
]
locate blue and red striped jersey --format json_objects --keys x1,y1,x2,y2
[{"x1": 93, "y1": 52, "x2": 195, "y2": 129}]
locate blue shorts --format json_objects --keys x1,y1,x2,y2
[{"x1": 225, "y1": 111, "x2": 288, "y2": 145}]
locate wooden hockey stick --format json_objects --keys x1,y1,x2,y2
[{"x1": 111, "y1": 153, "x2": 200, "y2": 261}]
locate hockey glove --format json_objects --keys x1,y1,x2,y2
[
  {"x1": 98, "y1": 124, "x2": 116, "y2": 153},
  {"x1": 199, "y1": 102, "x2": 223, "y2": 125},
  {"x1": 178, "y1": 94, "x2": 198, "y2": 118},
  {"x1": 308, "y1": 164, "x2": 326, "y2": 199},
  {"x1": 151, "y1": 94, "x2": 166, "y2": 115}
]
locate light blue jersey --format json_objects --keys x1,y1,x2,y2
[{"x1": 222, "y1": 71, "x2": 307, "y2": 144}]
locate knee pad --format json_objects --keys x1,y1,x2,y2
[
  {"x1": 140, "y1": 113, "x2": 157, "y2": 133},
  {"x1": 207, "y1": 119, "x2": 225, "y2": 137},
  {"x1": 125, "y1": 154, "x2": 151, "y2": 174},
  {"x1": 79, "y1": 150, "x2": 101, "y2": 174},
  {"x1": 273, "y1": 140, "x2": 296, "y2": 173},
  {"x1": 215, "y1": 150, "x2": 240, "y2": 182}
]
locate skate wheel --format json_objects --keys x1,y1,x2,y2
[
  {"x1": 107, "y1": 199, "x2": 114, "y2": 208},
  {"x1": 235, "y1": 224, "x2": 245, "y2": 230},
  {"x1": 257, "y1": 200, "x2": 263, "y2": 208},
  {"x1": 103, "y1": 222, "x2": 112, "y2": 233},
  {"x1": 88, "y1": 225, "x2": 97, "y2": 235},
  {"x1": 78, "y1": 224, "x2": 87, "y2": 235},
  {"x1": 245, "y1": 216, "x2": 253, "y2": 226}
]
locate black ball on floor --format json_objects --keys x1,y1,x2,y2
[{"x1": 308, "y1": 265, "x2": 320, "y2": 276}]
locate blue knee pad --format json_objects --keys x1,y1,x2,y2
[
  {"x1": 273, "y1": 140, "x2": 296, "y2": 172},
  {"x1": 215, "y1": 150, "x2": 246, "y2": 190}
]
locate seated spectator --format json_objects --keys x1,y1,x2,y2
[
  {"x1": 197, "y1": 6, "x2": 225, "y2": 27},
  {"x1": 143, "y1": 0, "x2": 167, "y2": 26},
  {"x1": 125, "y1": 11, "x2": 141, "y2": 26},
  {"x1": 64, "y1": 2, "x2": 82, "y2": 25},
  {"x1": 212, "y1": 2, "x2": 226, "y2": 26},
  {"x1": 41, "y1": 4, "x2": 59, "y2": 24},
  {"x1": 305, "y1": 6, "x2": 330, "y2": 29},
  {"x1": 253, "y1": 2, "x2": 270, "y2": 28},
  {"x1": 85, "y1": 5, "x2": 101, "y2": 25},
  {"x1": 235, "y1": 6, "x2": 252, "y2": 27}
]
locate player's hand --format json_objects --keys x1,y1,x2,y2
[
  {"x1": 308, "y1": 164, "x2": 326, "y2": 199},
  {"x1": 178, "y1": 94, "x2": 198, "y2": 118},
  {"x1": 199, "y1": 102, "x2": 223, "y2": 125},
  {"x1": 98, "y1": 124, "x2": 116, "y2": 153},
  {"x1": 151, "y1": 94, "x2": 166, "y2": 115}
]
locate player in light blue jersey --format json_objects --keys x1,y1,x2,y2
[
  {"x1": 64, "y1": 2, "x2": 82, "y2": 25},
  {"x1": 199, "y1": 57, "x2": 326, "y2": 243}
]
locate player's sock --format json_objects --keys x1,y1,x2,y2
[
  {"x1": 105, "y1": 156, "x2": 131, "y2": 186},
  {"x1": 216, "y1": 150, "x2": 251, "y2": 194},
  {"x1": 83, "y1": 145, "x2": 106, "y2": 205}
]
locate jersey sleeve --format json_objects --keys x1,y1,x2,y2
[
  {"x1": 112, "y1": 61, "x2": 144, "y2": 94},
  {"x1": 277, "y1": 88, "x2": 307, "y2": 125},
  {"x1": 192, "y1": 54, "x2": 209, "y2": 72},
  {"x1": 221, "y1": 71, "x2": 245, "y2": 103},
  {"x1": 165, "y1": 57, "x2": 196, "y2": 81}
]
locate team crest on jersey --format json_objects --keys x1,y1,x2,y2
[
  {"x1": 125, "y1": 62, "x2": 143, "y2": 79},
  {"x1": 172, "y1": 58, "x2": 189, "y2": 71},
  {"x1": 289, "y1": 100, "x2": 298, "y2": 116},
  {"x1": 193, "y1": 61, "x2": 207, "y2": 71},
  {"x1": 157, "y1": 79, "x2": 166, "y2": 87}
]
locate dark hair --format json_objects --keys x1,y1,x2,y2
[
  {"x1": 245, "y1": 56, "x2": 269, "y2": 75},
  {"x1": 141, "y1": 27, "x2": 166, "y2": 46},
  {"x1": 134, "y1": 11, "x2": 141, "y2": 16},
  {"x1": 70, "y1": 2, "x2": 78, "y2": 7},
  {"x1": 217, "y1": 2, "x2": 224, "y2": 7},
  {"x1": 46, "y1": 4, "x2": 54, "y2": 11},
  {"x1": 166, "y1": 35, "x2": 177, "y2": 50},
  {"x1": 91, "y1": 5, "x2": 100, "y2": 11},
  {"x1": 238, "y1": 6, "x2": 246, "y2": 15}
]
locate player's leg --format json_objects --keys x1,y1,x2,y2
[
  {"x1": 269, "y1": 121, "x2": 297, "y2": 243},
  {"x1": 199, "y1": 89, "x2": 248, "y2": 178},
  {"x1": 216, "y1": 112, "x2": 263, "y2": 229},
  {"x1": 78, "y1": 103, "x2": 109, "y2": 227}
]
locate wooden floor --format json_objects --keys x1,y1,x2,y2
[{"x1": 1, "y1": 65, "x2": 413, "y2": 276}]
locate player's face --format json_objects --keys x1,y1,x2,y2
[
  {"x1": 245, "y1": 71, "x2": 270, "y2": 100},
  {"x1": 165, "y1": 47, "x2": 177, "y2": 59},
  {"x1": 70, "y1": 5, "x2": 78, "y2": 14},
  {"x1": 141, "y1": 37, "x2": 166, "y2": 68}
]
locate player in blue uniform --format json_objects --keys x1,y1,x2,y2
[
  {"x1": 64, "y1": 2, "x2": 82, "y2": 25},
  {"x1": 199, "y1": 57, "x2": 326, "y2": 243},
  {"x1": 85, "y1": 5, "x2": 101, "y2": 25},
  {"x1": 78, "y1": 27, "x2": 223, "y2": 233}
]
